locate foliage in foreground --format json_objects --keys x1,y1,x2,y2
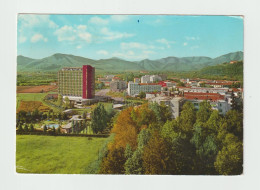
[{"x1": 99, "y1": 101, "x2": 243, "y2": 175}]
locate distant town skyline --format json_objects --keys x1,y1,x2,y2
[{"x1": 17, "y1": 15, "x2": 243, "y2": 61}]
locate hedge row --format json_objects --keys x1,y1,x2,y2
[{"x1": 16, "y1": 131, "x2": 110, "y2": 138}]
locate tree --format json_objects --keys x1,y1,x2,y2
[
  {"x1": 139, "y1": 91, "x2": 146, "y2": 99},
  {"x1": 98, "y1": 82, "x2": 104, "y2": 89},
  {"x1": 112, "y1": 107, "x2": 138, "y2": 149},
  {"x1": 64, "y1": 96, "x2": 70, "y2": 108},
  {"x1": 99, "y1": 147, "x2": 126, "y2": 174},
  {"x1": 142, "y1": 131, "x2": 174, "y2": 174},
  {"x1": 225, "y1": 110, "x2": 243, "y2": 140},
  {"x1": 82, "y1": 111, "x2": 87, "y2": 120},
  {"x1": 177, "y1": 81, "x2": 185, "y2": 87},
  {"x1": 149, "y1": 102, "x2": 172, "y2": 124},
  {"x1": 231, "y1": 91, "x2": 238, "y2": 110},
  {"x1": 62, "y1": 112, "x2": 68, "y2": 120},
  {"x1": 52, "y1": 126, "x2": 56, "y2": 133},
  {"x1": 191, "y1": 125, "x2": 218, "y2": 174},
  {"x1": 29, "y1": 123, "x2": 34, "y2": 132},
  {"x1": 206, "y1": 110, "x2": 222, "y2": 134},
  {"x1": 24, "y1": 124, "x2": 29, "y2": 132},
  {"x1": 58, "y1": 94, "x2": 63, "y2": 107},
  {"x1": 179, "y1": 101, "x2": 196, "y2": 135},
  {"x1": 91, "y1": 103, "x2": 108, "y2": 134},
  {"x1": 124, "y1": 144, "x2": 133, "y2": 159},
  {"x1": 130, "y1": 103, "x2": 156, "y2": 130},
  {"x1": 43, "y1": 125, "x2": 47, "y2": 133},
  {"x1": 18, "y1": 124, "x2": 23, "y2": 132},
  {"x1": 196, "y1": 100, "x2": 212, "y2": 123},
  {"x1": 57, "y1": 112, "x2": 62, "y2": 120},
  {"x1": 57, "y1": 126, "x2": 61, "y2": 134},
  {"x1": 124, "y1": 148, "x2": 143, "y2": 174},
  {"x1": 214, "y1": 133, "x2": 243, "y2": 175},
  {"x1": 161, "y1": 120, "x2": 196, "y2": 174},
  {"x1": 124, "y1": 129, "x2": 152, "y2": 174}
]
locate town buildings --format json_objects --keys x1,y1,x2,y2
[
  {"x1": 58, "y1": 65, "x2": 95, "y2": 101},
  {"x1": 183, "y1": 92, "x2": 231, "y2": 114},
  {"x1": 110, "y1": 81, "x2": 127, "y2": 92},
  {"x1": 141, "y1": 75, "x2": 162, "y2": 83},
  {"x1": 127, "y1": 81, "x2": 161, "y2": 96}
]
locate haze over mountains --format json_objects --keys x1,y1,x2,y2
[{"x1": 17, "y1": 51, "x2": 243, "y2": 72}]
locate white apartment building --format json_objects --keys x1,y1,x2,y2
[
  {"x1": 188, "y1": 99, "x2": 231, "y2": 115},
  {"x1": 127, "y1": 81, "x2": 161, "y2": 96},
  {"x1": 141, "y1": 75, "x2": 162, "y2": 83}
]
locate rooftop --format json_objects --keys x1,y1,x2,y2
[{"x1": 184, "y1": 92, "x2": 225, "y2": 101}]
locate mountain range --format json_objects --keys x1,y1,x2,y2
[{"x1": 17, "y1": 51, "x2": 243, "y2": 72}]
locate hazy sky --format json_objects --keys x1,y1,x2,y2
[{"x1": 17, "y1": 14, "x2": 243, "y2": 60}]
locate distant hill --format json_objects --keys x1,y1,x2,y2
[
  {"x1": 17, "y1": 51, "x2": 243, "y2": 72},
  {"x1": 195, "y1": 61, "x2": 243, "y2": 81}
]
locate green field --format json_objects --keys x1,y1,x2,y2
[{"x1": 16, "y1": 135, "x2": 112, "y2": 174}]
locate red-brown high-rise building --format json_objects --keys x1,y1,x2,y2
[{"x1": 58, "y1": 65, "x2": 95, "y2": 99}]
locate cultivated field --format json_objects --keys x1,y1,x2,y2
[
  {"x1": 16, "y1": 135, "x2": 112, "y2": 174},
  {"x1": 17, "y1": 101, "x2": 50, "y2": 113},
  {"x1": 16, "y1": 93, "x2": 61, "y2": 112},
  {"x1": 17, "y1": 85, "x2": 58, "y2": 93}
]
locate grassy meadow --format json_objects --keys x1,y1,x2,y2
[{"x1": 16, "y1": 135, "x2": 112, "y2": 174}]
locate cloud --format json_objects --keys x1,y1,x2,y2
[
  {"x1": 185, "y1": 36, "x2": 200, "y2": 40},
  {"x1": 121, "y1": 42, "x2": 154, "y2": 50},
  {"x1": 112, "y1": 49, "x2": 155, "y2": 60},
  {"x1": 18, "y1": 14, "x2": 58, "y2": 29},
  {"x1": 77, "y1": 25, "x2": 87, "y2": 30},
  {"x1": 156, "y1": 38, "x2": 175, "y2": 48},
  {"x1": 54, "y1": 24, "x2": 92, "y2": 43},
  {"x1": 110, "y1": 15, "x2": 129, "y2": 22},
  {"x1": 183, "y1": 42, "x2": 188, "y2": 46},
  {"x1": 54, "y1": 25, "x2": 76, "y2": 41},
  {"x1": 78, "y1": 32, "x2": 92, "y2": 43},
  {"x1": 30, "y1": 33, "x2": 48, "y2": 43},
  {"x1": 97, "y1": 50, "x2": 109, "y2": 56},
  {"x1": 101, "y1": 27, "x2": 134, "y2": 40},
  {"x1": 89, "y1": 16, "x2": 109, "y2": 25},
  {"x1": 76, "y1": 45, "x2": 82, "y2": 49}
]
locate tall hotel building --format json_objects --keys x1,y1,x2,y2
[{"x1": 58, "y1": 65, "x2": 95, "y2": 100}]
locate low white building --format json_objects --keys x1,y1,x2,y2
[{"x1": 127, "y1": 81, "x2": 161, "y2": 96}]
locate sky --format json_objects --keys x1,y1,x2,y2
[{"x1": 17, "y1": 14, "x2": 244, "y2": 61}]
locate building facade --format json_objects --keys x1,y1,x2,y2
[
  {"x1": 110, "y1": 81, "x2": 127, "y2": 92},
  {"x1": 58, "y1": 65, "x2": 95, "y2": 99},
  {"x1": 183, "y1": 92, "x2": 231, "y2": 114},
  {"x1": 149, "y1": 96, "x2": 185, "y2": 119},
  {"x1": 127, "y1": 81, "x2": 161, "y2": 96},
  {"x1": 141, "y1": 75, "x2": 162, "y2": 83}
]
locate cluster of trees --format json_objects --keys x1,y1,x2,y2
[
  {"x1": 17, "y1": 123, "x2": 35, "y2": 132},
  {"x1": 91, "y1": 103, "x2": 116, "y2": 134},
  {"x1": 71, "y1": 120, "x2": 88, "y2": 134},
  {"x1": 99, "y1": 101, "x2": 243, "y2": 175},
  {"x1": 17, "y1": 72, "x2": 57, "y2": 86},
  {"x1": 17, "y1": 109, "x2": 68, "y2": 125}
]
